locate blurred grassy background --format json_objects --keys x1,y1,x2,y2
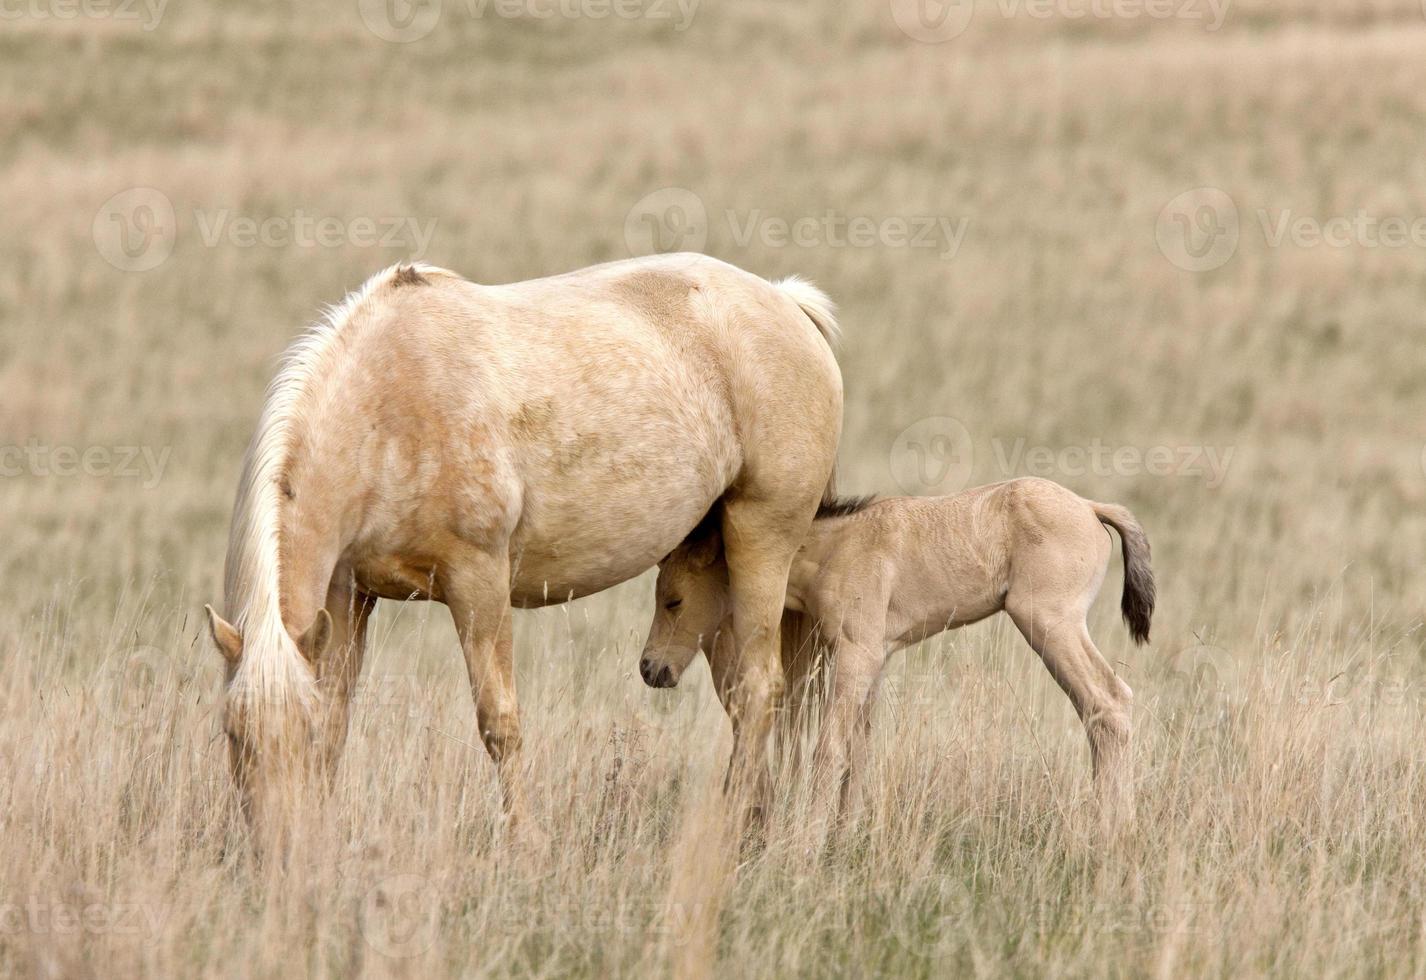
[{"x1": 3, "y1": 1, "x2": 1426, "y2": 976}]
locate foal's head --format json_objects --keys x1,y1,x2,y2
[{"x1": 639, "y1": 526, "x2": 732, "y2": 689}]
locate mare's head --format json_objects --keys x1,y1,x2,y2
[
  {"x1": 639, "y1": 522, "x2": 732, "y2": 689},
  {"x1": 205, "y1": 604, "x2": 333, "y2": 852}
]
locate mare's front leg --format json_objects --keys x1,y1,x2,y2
[
  {"x1": 705, "y1": 627, "x2": 741, "y2": 788},
  {"x1": 442, "y1": 548, "x2": 529, "y2": 828},
  {"x1": 314, "y1": 572, "x2": 375, "y2": 780}
]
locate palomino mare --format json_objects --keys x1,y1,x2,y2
[
  {"x1": 205, "y1": 254, "x2": 843, "y2": 846},
  {"x1": 639, "y1": 477, "x2": 1154, "y2": 827}
]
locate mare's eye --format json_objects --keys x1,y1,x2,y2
[{"x1": 664, "y1": 598, "x2": 682, "y2": 611}]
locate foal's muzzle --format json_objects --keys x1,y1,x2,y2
[{"x1": 639, "y1": 657, "x2": 676, "y2": 689}]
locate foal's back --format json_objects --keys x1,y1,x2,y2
[{"x1": 807, "y1": 479, "x2": 1113, "y2": 650}]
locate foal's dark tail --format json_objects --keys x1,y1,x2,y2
[{"x1": 1091, "y1": 502, "x2": 1155, "y2": 646}]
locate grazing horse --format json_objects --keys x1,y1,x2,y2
[
  {"x1": 204, "y1": 254, "x2": 843, "y2": 846},
  {"x1": 639, "y1": 477, "x2": 1154, "y2": 825}
]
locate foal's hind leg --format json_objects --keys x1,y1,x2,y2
[{"x1": 1005, "y1": 596, "x2": 1134, "y2": 826}]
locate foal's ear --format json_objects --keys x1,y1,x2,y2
[
  {"x1": 685, "y1": 528, "x2": 723, "y2": 569},
  {"x1": 205, "y1": 605, "x2": 243, "y2": 665},
  {"x1": 296, "y1": 608, "x2": 334, "y2": 665}
]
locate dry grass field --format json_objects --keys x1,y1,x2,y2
[{"x1": 4, "y1": 0, "x2": 1426, "y2": 976}]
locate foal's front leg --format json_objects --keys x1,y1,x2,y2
[
  {"x1": 442, "y1": 550, "x2": 530, "y2": 828},
  {"x1": 811, "y1": 632, "x2": 885, "y2": 818}
]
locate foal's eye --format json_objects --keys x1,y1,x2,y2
[{"x1": 664, "y1": 598, "x2": 682, "y2": 611}]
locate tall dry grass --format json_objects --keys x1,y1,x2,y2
[{"x1": 3, "y1": 0, "x2": 1426, "y2": 976}]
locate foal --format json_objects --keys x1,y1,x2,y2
[{"x1": 638, "y1": 477, "x2": 1154, "y2": 822}]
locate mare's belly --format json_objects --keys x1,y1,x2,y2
[{"x1": 506, "y1": 404, "x2": 739, "y2": 607}]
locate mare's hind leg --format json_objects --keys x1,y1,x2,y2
[
  {"x1": 442, "y1": 548, "x2": 529, "y2": 827},
  {"x1": 1005, "y1": 595, "x2": 1133, "y2": 826},
  {"x1": 718, "y1": 491, "x2": 822, "y2": 818},
  {"x1": 708, "y1": 620, "x2": 825, "y2": 779}
]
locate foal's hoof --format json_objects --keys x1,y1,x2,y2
[{"x1": 639, "y1": 658, "x2": 676, "y2": 688}]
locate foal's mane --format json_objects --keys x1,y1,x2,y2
[
  {"x1": 815, "y1": 494, "x2": 878, "y2": 520},
  {"x1": 222, "y1": 263, "x2": 448, "y2": 715},
  {"x1": 678, "y1": 493, "x2": 877, "y2": 555}
]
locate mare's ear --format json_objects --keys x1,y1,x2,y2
[
  {"x1": 685, "y1": 528, "x2": 723, "y2": 570},
  {"x1": 205, "y1": 605, "x2": 243, "y2": 665},
  {"x1": 296, "y1": 608, "x2": 333, "y2": 665}
]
